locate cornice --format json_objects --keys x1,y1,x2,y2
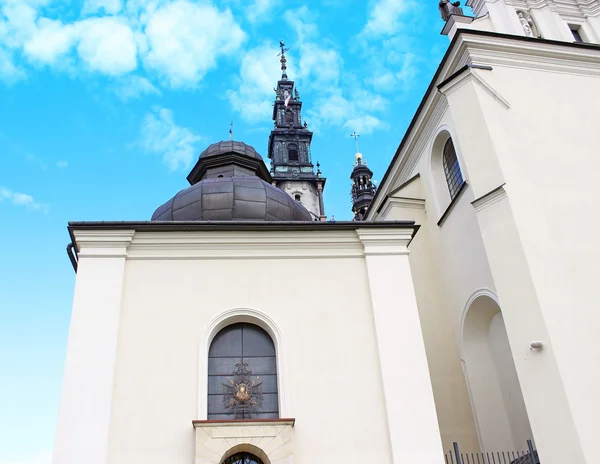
[
  {"x1": 471, "y1": 184, "x2": 508, "y2": 212},
  {"x1": 438, "y1": 67, "x2": 511, "y2": 109},
  {"x1": 356, "y1": 227, "x2": 418, "y2": 255},
  {"x1": 379, "y1": 197, "x2": 426, "y2": 220},
  {"x1": 457, "y1": 33, "x2": 600, "y2": 77},
  {"x1": 127, "y1": 230, "x2": 365, "y2": 259},
  {"x1": 193, "y1": 418, "x2": 295, "y2": 428},
  {"x1": 72, "y1": 229, "x2": 135, "y2": 258}
]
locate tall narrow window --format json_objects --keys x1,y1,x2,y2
[
  {"x1": 288, "y1": 143, "x2": 299, "y2": 162},
  {"x1": 570, "y1": 25, "x2": 584, "y2": 42},
  {"x1": 442, "y1": 138, "x2": 464, "y2": 200},
  {"x1": 208, "y1": 323, "x2": 278, "y2": 420}
]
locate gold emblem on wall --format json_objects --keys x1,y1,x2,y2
[{"x1": 223, "y1": 362, "x2": 263, "y2": 416}]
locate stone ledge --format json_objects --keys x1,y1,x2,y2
[{"x1": 193, "y1": 419, "x2": 295, "y2": 464}]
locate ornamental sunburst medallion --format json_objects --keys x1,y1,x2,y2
[{"x1": 223, "y1": 362, "x2": 263, "y2": 417}]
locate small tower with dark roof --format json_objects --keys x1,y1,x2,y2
[{"x1": 350, "y1": 134, "x2": 376, "y2": 221}]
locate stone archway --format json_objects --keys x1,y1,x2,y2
[
  {"x1": 462, "y1": 293, "x2": 533, "y2": 451},
  {"x1": 194, "y1": 419, "x2": 294, "y2": 464},
  {"x1": 220, "y1": 444, "x2": 270, "y2": 464}
]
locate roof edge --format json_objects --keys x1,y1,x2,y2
[
  {"x1": 68, "y1": 220, "x2": 417, "y2": 233},
  {"x1": 367, "y1": 28, "x2": 600, "y2": 217}
]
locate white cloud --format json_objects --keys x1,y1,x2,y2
[
  {"x1": 75, "y1": 17, "x2": 137, "y2": 75},
  {"x1": 307, "y1": 93, "x2": 386, "y2": 135},
  {"x1": 227, "y1": 42, "x2": 281, "y2": 122},
  {"x1": 366, "y1": 53, "x2": 418, "y2": 92},
  {"x1": 0, "y1": 48, "x2": 25, "y2": 83},
  {"x1": 0, "y1": 186, "x2": 46, "y2": 212},
  {"x1": 344, "y1": 114, "x2": 385, "y2": 134},
  {"x1": 246, "y1": 0, "x2": 275, "y2": 24},
  {"x1": 143, "y1": 0, "x2": 245, "y2": 88},
  {"x1": 23, "y1": 18, "x2": 76, "y2": 65},
  {"x1": 82, "y1": 0, "x2": 123, "y2": 15},
  {"x1": 56, "y1": 160, "x2": 68, "y2": 168},
  {"x1": 361, "y1": 0, "x2": 412, "y2": 37},
  {"x1": 114, "y1": 75, "x2": 160, "y2": 101},
  {"x1": 138, "y1": 106, "x2": 201, "y2": 171},
  {"x1": 1, "y1": 2, "x2": 137, "y2": 77},
  {"x1": 283, "y1": 7, "x2": 341, "y2": 89},
  {"x1": 229, "y1": 8, "x2": 343, "y2": 125}
]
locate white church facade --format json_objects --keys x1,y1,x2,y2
[{"x1": 53, "y1": 0, "x2": 600, "y2": 463}]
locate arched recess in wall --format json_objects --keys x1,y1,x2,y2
[
  {"x1": 220, "y1": 444, "x2": 270, "y2": 464},
  {"x1": 430, "y1": 127, "x2": 466, "y2": 217},
  {"x1": 198, "y1": 308, "x2": 288, "y2": 419},
  {"x1": 461, "y1": 291, "x2": 533, "y2": 451}
]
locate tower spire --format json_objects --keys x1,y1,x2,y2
[
  {"x1": 268, "y1": 43, "x2": 327, "y2": 221},
  {"x1": 349, "y1": 134, "x2": 376, "y2": 221},
  {"x1": 278, "y1": 40, "x2": 289, "y2": 80}
]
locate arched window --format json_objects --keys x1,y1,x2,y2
[
  {"x1": 294, "y1": 194, "x2": 301, "y2": 202},
  {"x1": 208, "y1": 323, "x2": 278, "y2": 420},
  {"x1": 224, "y1": 453, "x2": 264, "y2": 464},
  {"x1": 287, "y1": 143, "x2": 299, "y2": 162},
  {"x1": 285, "y1": 109, "x2": 294, "y2": 125},
  {"x1": 442, "y1": 138, "x2": 463, "y2": 200}
]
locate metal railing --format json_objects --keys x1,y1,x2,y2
[{"x1": 445, "y1": 440, "x2": 539, "y2": 464}]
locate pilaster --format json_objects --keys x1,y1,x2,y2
[
  {"x1": 357, "y1": 228, "x2": 444, "y2": 464},
  {"x1": 52, "y1": 230, "x2": 135, "y2": 464}
]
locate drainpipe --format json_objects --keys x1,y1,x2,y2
[{"x1": 67, "y1": 242, "x2": 78, "y2": 273}]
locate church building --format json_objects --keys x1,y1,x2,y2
[{"x1": 53, "y1": 0, "x2": 600, "y2": 463}]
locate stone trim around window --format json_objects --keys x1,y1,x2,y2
[
  {"x1": 193, "y1": 419, "x2": 295, "y2": 464},
  {"x1": 437, "y1": 181, "x2": 468, "y2": 227}
]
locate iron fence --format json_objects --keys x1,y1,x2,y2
[{"x1": 445, "y1": 440, "x2": 539, "y2": 464}]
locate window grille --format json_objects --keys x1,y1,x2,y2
[
  {"x1": 207, "y1": 323, "x2": 278, "y2": 420},
  {"x1": 442, "y1": 138, "x2": 464, "y2": 200},
  {"x1": 224, "y1": 452, "x2": 264, "y2": 464}
]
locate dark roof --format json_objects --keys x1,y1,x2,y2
[
  {"x1": 151, "y1": 176, "x2": 312, "y2": 222},
  {"x1": 69, "y1": 219, "x2": 417, "y2": 231},
  {"x1": 199, "y1": 141, "x2": 263, "y2": 161}
]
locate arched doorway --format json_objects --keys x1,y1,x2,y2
[
  {"x1": 462, "y1": 294, "x2": 533, "y2": 451},
  {"x1": 223, "y1": 452, "x2": 264, "y2": 464}
]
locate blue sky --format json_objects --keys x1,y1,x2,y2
[{"x1": 0, "y1": 0, "x2": 455, "y2": 462}]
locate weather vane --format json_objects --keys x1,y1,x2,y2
[
  {"x1": 277, "y1": 39, "x2": 289, "y2": 79},
  {"x1": 351, "y1": 131, "x2": 360, "y2": 153},
  {"x1": 229, "y1": 121, "x2": 233, "y2": 141}
]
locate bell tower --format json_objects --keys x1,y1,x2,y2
[
  {"x1": 349, "y1": 132, "x2": 376, "y2": 221},
  {"x1": 267, "y1": 41, "x2": 326, "y2": 221}
]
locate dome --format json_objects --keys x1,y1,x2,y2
[
  {"x1": 199, "y1": 140, "x2": 263, "y2": 161},
  {"x1": 151, "y1": 176, "x2": 312, "y2": 222}
]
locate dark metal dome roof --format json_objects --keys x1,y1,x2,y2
[
  {"x1": 199, "y1": 141, "x2": 263, "y2": 161},
  {"x1": 151, "y1": 176, "x2": 312, "y2": 222}
]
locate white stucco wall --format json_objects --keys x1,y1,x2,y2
[
  {"x1": 53, "y1": 226, "x2": 445, "y2": 464},
  {"x1": 371, "y1": 32, "x2": 600, "y2": 463},
  {"x1": 465, "y1": 60, "x2": 600, "y2": 464},
  {"x1": 278, "y1": 181, "x2": 321, "y2": 219}
]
